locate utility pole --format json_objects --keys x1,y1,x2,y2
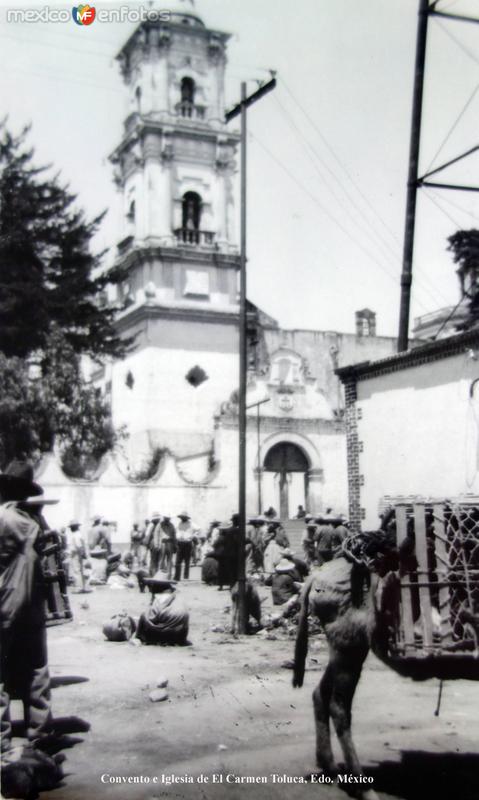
[
  {"x1": 398, "y1": 0, "x2": 430, "y2": 352},
  {"x1": 397, "y1": 1, "x2": 479, "y2": 350},
  {"x1": 225, "y1": 75, "x2": 276, "y2": 634}
]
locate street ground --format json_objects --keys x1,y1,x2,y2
[{"x1": 11, "y1": 568, "x2": 479, "y2": 800}]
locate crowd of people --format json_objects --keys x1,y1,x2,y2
[{"x1": 0, "y1": 455, "x2": 351, "y2": 794}]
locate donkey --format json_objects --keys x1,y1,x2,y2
[{"x1": 292, "y1": 531, "x2": 479, "y2": 800}]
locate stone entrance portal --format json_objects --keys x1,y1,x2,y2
[{"x1": 263, "y1": 442, "x2": 310, "y2": 520}]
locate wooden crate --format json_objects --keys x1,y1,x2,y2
[{"x1": 391, "y1": 499, "x2": 479, "y2": 660}]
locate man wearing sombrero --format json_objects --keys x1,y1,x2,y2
[{"x1": 0, "y1": 460, "x2": 54, "y2": 756}]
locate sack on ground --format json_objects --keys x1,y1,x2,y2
[{"x1": 102, "y1": 612, "x2": 137, "y2": 642}]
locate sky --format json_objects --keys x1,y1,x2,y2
[{"x1": 1, "y1": 0, "x2": 479, "y2": 337}]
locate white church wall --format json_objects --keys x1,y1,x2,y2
[
  {"x1": 111, "y1": 344, "x2": 238, "y2": 444},
  {"x1": 37, "y1": 451, "x2": 235, "y2": 545},
  {"x1": 145, "y1": 159, "x2": 171, "y2": 239},
  {"x1": 355, "y1": 349, "x2": 479, "y2": 528}
]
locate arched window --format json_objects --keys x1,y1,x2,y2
[
  {"x1": 179, "y1": 77, "x2": 195, "y2": 117},
  {"x1": 135, "y1": 86, "x2": 141, "y2": 113},
  {"x1": 181, "y1": 191, "x2": 202, "y2": 243},
  {"x1": 181, "y1": 77, "x2": 195, "y2": 103},
  {"x1": 127, "y1": 200, "x2": 136, "y2": 223}
]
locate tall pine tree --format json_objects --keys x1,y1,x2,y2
[{"x1": 0, "y1": 123, "x2": 130, "y2": 359}]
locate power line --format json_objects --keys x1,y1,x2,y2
[
  {"x1": 274, "y1": 87, "x2": 450, "y2": 308},
  {"x1": 280, "y1": 76, "x2": 403, "y2": 250},
  {"x1": 0, "y1": 63, "x2": 122, "y2": 94},
  {"x1": 250, "y1": 130, "x2": 435, "y2": 313},
  {"x1": 0, "y1": 31, "x2": 116, "y2": 60},
  {"x1": 423, "y1": 187, "x2": 464, "y2": 227},
  {"x1": 273, "y1": 95, "x2": 403, "y2": 265},
  {"x1": 434, "y1": 18, "x2": 479, "y2": 67},
  {"x1": 423, "y1": 82, "x2": 479, "y2": 174},
  {"x1": 427, "y1": 186, "x2": 479, "y2": 223}
]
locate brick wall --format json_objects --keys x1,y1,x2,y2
[{"x1": 343, "y1": 377, "x2": 361, "y2": 532}]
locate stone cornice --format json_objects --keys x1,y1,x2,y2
[
  {"x1": 110, "y1": 117, "x2": 239, "y2": 163},
  {"x1": 115, "y1": 301, "x2": 240, "y2": 333},
  {"x1": 116, "y1": 243, "x2": 240, "y2": 270},
  {"x1": 116, "y1": 20, "x2": 231, "y2": 63},
  {"x1": 218, "y1": 414, "x2": 344, "y2": 435},
  {"x1": 336, "y1": 327, "x2": 479, "y2": 384}
]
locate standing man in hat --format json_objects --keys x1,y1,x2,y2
[
  {"x1": 174, "y1": 512, "x2": 195, "y2": 581},
  {"x1": 247, "y1": 516, "x2": 266, "y2": 574},
  {"x1": 301, "y1": 521, "x2": 317, "y2": 566},
  {"x1": 159, "y1": 515, "x2": 176, "y2": 579},
  {"x1": 145, "y1": 512, "x2": 162, "y2": 575},
  {"x1": 315, "y1": 513, "x2": 347, "y2": 565},
  {"x1": 0, "y1": 460, "x2": 53, "y2": 755},
  {"x1": 67, "y1": 521, "x2": 91, "y2": 592}
]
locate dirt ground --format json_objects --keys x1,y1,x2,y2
[{"x1": 12, "y1": 568, "x2": 479, "y2": 800}]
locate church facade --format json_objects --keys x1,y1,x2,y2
[{"x1": 39, "y1": 4, "x2": 396, "y2": 538}]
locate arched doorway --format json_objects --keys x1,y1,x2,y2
[{"x1": 263, "y1": 442, "x2": 309, "y2": 520}]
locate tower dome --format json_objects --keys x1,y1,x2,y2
[{"x1": 162, "y1": 0, "x2": 205, "y2": 28}]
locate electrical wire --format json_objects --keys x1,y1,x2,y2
[
  {"x1": 274, "y1": 95, "x2": 403, "y2": 263},
  {"x1": 280, "y1": 77, "x2": 403, "y2": 250},
  {"x1": 0, "y1": 30, "x2": 115, "y2": 60},
  {"x1": 423, "y1": 82, "x2": 479, "y2": 174},
  {"x1": 432, "y1": 295, "x2": 465, "y2": 339},
  {"x1": 0, "y1": 63, "x2": 122, "y2": 94},
  {"x1": 434, "y1": 18, "x2": 479, "y2": 67},
  {"x1": 273, "y1": 90, "x2": 451, "y2": 309},
  {"x1": 427, "y1": 186, "x2": 479, "y2": 224},
  {"x1": 423, "y1": 188, "x2": 465, "y2": 228},
  {"x1": 250, "y1": 130, "x2": 434, "y2": 314}
]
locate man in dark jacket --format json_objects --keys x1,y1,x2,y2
[
  {"x1": 159, "y1": 516, "x2": 176, "y2": 579},
  {"x1": 0, "y1": 462, "x2": 52, "y2": 753}
]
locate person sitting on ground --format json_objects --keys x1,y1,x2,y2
[
  {"x1": 201, "y1": 548, "x2": 219, "y2": 585},
  {"x1": 264, "y1": 506, "x2": 278, "y2": 520},
  {"x1": 135, "y1": 572, "x2": 189, "y2": 645},
  {"x1": 265, "y1": 517, "x2": 289, "y2": 549},
  {"x1": 295, "y1": 505, "x2": 306, "y2": 519},
  {"x1": 269, "y1": 557, "x2": 305, "y2": 623},
  {"x1": 263, "y1": 528, "x2": 283, "y2": 583}
]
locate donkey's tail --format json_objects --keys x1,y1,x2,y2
[{"x1": 292, "y1": 578, "x2": 313, "y2": 688}]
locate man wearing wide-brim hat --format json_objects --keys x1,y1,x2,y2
[
  {"x1": 0, "y1": 460, "x2": 54, "y2": 759},
  {"x1": 66, "y1": 520, "x2": 91, "y2": 593},
  {"x1": 145, "y1": 512, "x2": 163, "y2": 576},
  {"x1": 301, "y1": 520, "x2": 317, "y2": 566},
  {"x1": 247, "y1": 515, "x2": 267, "y2": 573},
  {"x1": 174, "y1": 513, "x2": 194, "y2": 581},
  {"x1": 270, "y1": 556, "x2": 304, "y2": 619},
  {"x1": 314, "y1": 513, "x2": 348, "y2": 565}
]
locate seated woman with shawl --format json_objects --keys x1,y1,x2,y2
[{"x1": 135, "y1": 572, "x2": 189, "y2": 645}]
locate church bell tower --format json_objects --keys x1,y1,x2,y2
[{"x1": 108, "y1": 3, "x2": 241, "y2": 465}]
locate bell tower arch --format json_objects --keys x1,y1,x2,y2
[
  {"x1": 105, "y1": 4, "x2": 242, "y2": 466},
  {"x1": 111, "y1": 2, "x2": 240, "y2": 309}
]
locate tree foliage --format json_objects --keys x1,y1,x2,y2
[
  {"x1": 447, "y1": 229, "x2": 479, "y2": 323},
  {"x1": 0, "y1": 328, "x2": 124, "y2": 476},
  {"x1": 447, "y1": 229, "x2": 479, "y2": 270},
  {"x1": 0, "y1": 122, "x2": 130, "y2": 360}
]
